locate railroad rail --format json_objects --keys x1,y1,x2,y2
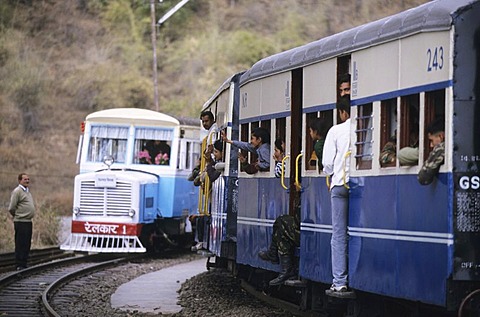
[
  {"x1": 0, "y1": 247, "x2": 72, "y2": 273},
  {"x1": 0, "y1": 253, "x2": 142, "y2": 316}
]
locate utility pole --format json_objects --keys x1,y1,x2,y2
[
  {"x1": 150, "y1": 0, "x2": 159, "y2": 111},
  {"x1": 150, "y1": 0, "x2": 191, "y2": 112}
]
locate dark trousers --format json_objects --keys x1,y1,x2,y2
[{"x1": 14, "y1": 221, "x2": 32, "y2": 268}]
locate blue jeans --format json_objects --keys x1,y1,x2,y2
[{"x1": 330, "y1": 185, "x2": 349, "y2": 287}]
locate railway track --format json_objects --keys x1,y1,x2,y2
[
  {"x1": 0, "y1": 247, "x2": 73, "y2": 273},
  {"x1": 0, "y1": 253, "x2": 143, "y2": 317}
]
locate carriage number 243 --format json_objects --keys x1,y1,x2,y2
[{"x1": 426, "y1": 46, "x2": 444, "y2": 72}]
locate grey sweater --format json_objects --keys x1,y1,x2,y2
[{"x1": 8, "y1": 186, "x2": 35, "y2": 222}]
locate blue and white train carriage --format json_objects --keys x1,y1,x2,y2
[
  {"x1": 61, "y1": 108, "x2": 201, "y2": 253},
  {"x1": 207, "y1": 0, "x2": 480, "y2": 314},
  {"x1": 198, "y1": 72, "x2": 243, "y2": 260}
]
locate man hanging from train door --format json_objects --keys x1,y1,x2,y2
[
  {"x1": 322, "y1": 96, "x2": 355, "y2": 297},
  {"x1": 190, "y1": 110, "x2": 218, "y2": 252}
]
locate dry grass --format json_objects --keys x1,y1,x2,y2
[{"x1": 0, "y1": 201, "x2": 61, "y2": 253}]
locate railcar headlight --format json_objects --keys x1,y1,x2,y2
[
  {"x1": 128, "y1": 209, "x2": 136, "y2": 217},
  {"x1": 73, "y1": 207, "x2": 80, "y2": 215},
  {"x1": 103, "y1": 155, "x2": 114, "y2": 169}
]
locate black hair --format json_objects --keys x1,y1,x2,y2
[
  {"x1": 426, "y1": 117, "x2": 445, "y2": 135},
  {"x1": 200, "y1": 110, "x2": 215, "y2": 121},
  {"x1": 274, "y1": 138, "x2": 284, "y2": 153},
  {"x1": 337, "y1": 73, "x2": 351, "y2": 87},
  {"x1": 252, "y1": 127, "x2": 270, "y2": 144},
  {"x1": 336, "y1": 96, "x2": 351, "y2": 116},
  {"x1": 308, "y1": 117, "x2": 329, "y2": 137},
  {"x1": 213, "y1": 140, "x2": 223, "y2": 152}
]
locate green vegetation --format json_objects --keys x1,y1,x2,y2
[{"x1": 0, "y1": 0, "x2": 429, "y2": 252}]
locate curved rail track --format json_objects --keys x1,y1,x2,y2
[
  {"x1": 0, "y1": 253, "x2": 143, "y2": 316},
  {"x1": 0, "y1": 247, "x2": 72, "y2": 273}
]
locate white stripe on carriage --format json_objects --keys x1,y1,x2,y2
[
  {"x1": 237, "y1": 216, "x2": 275, "y2": 224},
  {"x1": 348, "y1": 231, "x2": 453, "y2": 245},
  {"x1": 348, "y1": 226, "x2": 453, "y2": 239},
  {"x1": 300, "y1": 225, "x2": 453, "y2": 245}
]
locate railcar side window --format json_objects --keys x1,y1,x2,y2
[
  {"x1": 239, "y1": 123, "x2": 250, "y2": 171},
  {"x1": 306, "y1": 111, "x2": 333, "y2": 171},
  {"x1": 87, "y1": 125, "x2": 128, "y2": 163},
  {"x1": 424, "y1": 89, "x2": 445, "y2": 160},
  {"x1": 355, "y1": 103, "x2": 373, "y2": 170},
  {"x1": 398, "y1": 94, "x2": 419, "y2": 166},
  {"x1": 177, "y1": 140, "x2": 200, "y2": 170},
  {"x1": 134, "y1": 128, "x2": 173, "y2": 165},
  {"x1": 379, "y1": 98, "x2": 397, "y2": 167}
]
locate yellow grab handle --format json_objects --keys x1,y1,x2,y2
[
  {"x1": 295, "y1": 153, "x2": 303, "y2": 190},
  {"x1": 343, "y1": 150, "x2": 351, "y2": 189}
]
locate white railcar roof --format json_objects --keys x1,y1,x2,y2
[
  {"x1": 241, "y1": 0, "x2": 477, "y2": 84},
  {"x1": 86, "y1": 108, "x2": 180, "y2": 127}
]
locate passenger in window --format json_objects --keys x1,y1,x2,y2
[
  {"x1": 146, "y1": 140, "x2": 171, "y2": 165},
  {"x1": 221, "y1": 127, "x2": 271, "y2": 174},
  {"x1": 200, "y1": 110, "x2": 218, "y2": 156},
  {"x1": 191, "y1": 140, "x2": 224, "y2": 253},
  {"x1": 322, "y1": 96, "x2": 354, "y2": 295},
  {"x1": 379, "y1": 134, "x2": 397, "y2": 167},
  {"x1": 418, "y1": 118, "x2": 445, "y2": 185},
  {"x1": 273, "y1": 138, "x2": 285, "y2": 178},
  {"x1": 205, "y1": 140, "x2": 224, "y2": 182},
  {"x1": 309, "y1": 118, "x2": 329, "y2": 172},
  {"x1": 397, "y1": 129, "x2": 419, "y2": 165},
  {"x1": 338, "y1": 73, "x2": 351, "y2": 97}
]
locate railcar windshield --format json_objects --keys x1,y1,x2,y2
[{"x1": 87, "y1": 125, "x2": 128, "y2": 163}]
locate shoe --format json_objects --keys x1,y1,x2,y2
[
  {"x1": 258, "y1": 250, "x2": 279, "y2": 264},
  {"x1": 330, "y1": 284, "x2": 348, "y2": 292},
  {"x1": 269, "y1": 255, "x2": 296, "y2": 286},
  {"x1": 191, "y1": 242, "x2": 204, "y2": 252},
  {"x1": 325, "y1": 284, "x2": 356, "y2": 298}
]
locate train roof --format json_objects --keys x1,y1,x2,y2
[
  {"x1": 201, "y1": 72, "x2": 245, "y2": 111},
  {"x1": 86, "y1": 108, "x2": 180, "y2": 127},
  {"x1": 240, "y1": 0, "x2": 477, "y2": 84}
]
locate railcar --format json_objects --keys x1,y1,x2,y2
[
  {"x1": 196, "y1": 73, "x2": 243, "y2": 262},
  {"x1": 204, "y1": 0, "x2": 480, "y2": 315},
  {"x1": 61, "y1": 108, "x2": 201, "y2": 253}
]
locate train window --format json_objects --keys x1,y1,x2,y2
[
  {"x1": 275, "y1": 117, "x2": 286, "y2": 158},
  {"x1": 379, "y1": 98, "x2": 397, "y2": 168},
  {"x1": 398, "y1": 94, "x2": 419, "y2": 166},
  {"x1": 239, "y1": 123, "x2": 250, "y2": 171},
  {"x1": 275, "y1": 118, "x2": 286, "y2": 145},
  {"x1": 87, "y1": 125, "x2": 128, "y2": 163},
  {"x1": 355, "y1": 103, "x2": 373, "y2": 170},
  {"x1": 177, "y1": 140, "x2": 200, "y2": 170},
  {"x1": 306, "y1": 111, "x2": 333, "y2": 172},
  {"x1": 134, "y1": 128, "x2": 173, "y2": 165},
  {"x1": 424, "y1": 89, "x2": 445, "y2": 160}
]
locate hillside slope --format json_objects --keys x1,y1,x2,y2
[{"x1": 0, "y1": 0, "x2": 429, "y2": 210}]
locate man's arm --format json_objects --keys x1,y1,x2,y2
[
  {"x1": 8, "y1": 189, "x2": 19, "y2": 217},
  {"x1": 418, "y1": 142, "x2": 445, "y2": 185}
]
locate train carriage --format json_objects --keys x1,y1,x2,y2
[
  {"x1": 214, "y1": 0, "x2": 480, "y2": 314},
  {"x1": 199, "y1": 72, "x2": 243, "y2": 260},
  {"x1": 61, "y1": 108, "x2": 201, "y2": 253}
]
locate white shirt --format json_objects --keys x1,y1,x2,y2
[
  {"x1": 206, "y1": 122, "x2": 218, "y2": 145},
  {"x1": 322, "y1": 118, "x2": 351, "y2": 189}
]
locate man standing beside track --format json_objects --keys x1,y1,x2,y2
[{"x1": 8, "y1": 173, "x2": 35, "y2": 270}]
